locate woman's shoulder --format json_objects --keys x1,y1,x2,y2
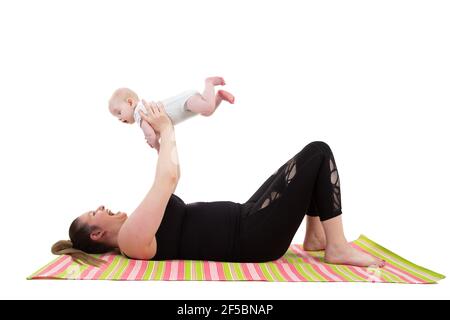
[{"x1": 118, "y1": 235, "x2": 158, "y2": 260}]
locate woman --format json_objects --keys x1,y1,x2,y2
[{"x1": 52, "y1": 101, "x2": 385, "y2": 268}]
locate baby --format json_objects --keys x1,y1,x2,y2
[{"x1": 108, "y1": 76, "x2": 235, "y2": 151}]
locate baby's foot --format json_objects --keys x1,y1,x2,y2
[
  {"x1": 218, "y1": 90, "x2": 235, "y2": 104},
  {"x1": 325, "y1": 243, "x2": 386, "y2": 268},
  {"x1": 206, "y1": 76, "x2": 226, "y2": 86}
]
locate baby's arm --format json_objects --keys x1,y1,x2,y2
[{"x1": 141, "y1": 120, "x2": 160, "y2": 152}]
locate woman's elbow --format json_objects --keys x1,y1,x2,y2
[{"x1": 169, "y1": 173, "x2": 179, "y2": 185}]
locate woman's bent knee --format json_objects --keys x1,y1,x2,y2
[{"x1": 307, "y1": 141, "x2": 332, "y2": 155}]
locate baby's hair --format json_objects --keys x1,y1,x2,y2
[{"x1": 109, "y1": 87, "x2": 139, "y2": 109}]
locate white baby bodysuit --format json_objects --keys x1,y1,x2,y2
[{"x1": 133, "y1": 90, "x2": 199, "y2": 126}]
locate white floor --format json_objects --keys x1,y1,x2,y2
[{"x1": 5, "y1": 277, "x2": 449, "y2": 300}]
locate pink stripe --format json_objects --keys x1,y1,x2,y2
[
  {"x1": 285, "y1": 263, "x2": 308, "y2": 281},
  {"x1": 127, "y1": 260, "x2": 143, "y2": 280},
  {"x1": 209, "y1": 262, "x2": 220, "y2": 280},
  {"x1": 348, "y1": 266, "x2": 382, "y2": 283},
  {"x1": 253, "y1": 263, "x2": 267, "y2": 281},
  {"x1": 384, "y1": 264, "x2": 424, "y2": 284},
  {"x1": 203, "y1": 261, "x2": 211, "y2": 280},
  {"x1": 135, "y1": 260, "x2": 148, "y2": 280},
  {"x1": 274, "y1": 263, "x2": 295, "y2": 281},
  {"x1": 86, "y1": 254, "x2": 116, "y2": 280},
  {"x1": 292, "y1": 245, "x2": 345, "y2": 282},
  {"x1": 169, "y1": 261, "x2": 179, "y2": 280},
  {"x1": 308, "y1": 263, "x2": 335, "y2": 282},
  {"x1": 247, "y1": 263, "x2": 263, "y2": 280},
  {"x1": 163, "y1": 261, "x2": 172, "y2": 280},
  {"x1": 36, "y1": 255, "x2": 70, "y2": 277},
  {"x1": 283, "y1": 264, "x2": 307, "y2": 281},
  {"x1": 216, "y1": 262, "x2": 226, "y2": 280},
  {"x1": 177, "y1": 260, "x2": 185, "y2": 280},
  {"x1": 120, "y1": 259, "x2": 137, "y2": 280},
  {"x1": 351, "y1": 243, "x2": 426, "y2": 283},
  {"x1": 80, "y1": 254, "x2": 109, "y2": 278},
  {"x1": 39, "y1": 256, "x2": 73, "y2": 278},
  {"x1": 241, "y1": 263, "x2": 255, "y2": 280}
]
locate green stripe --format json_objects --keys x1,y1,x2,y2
[
  {"x1": 184, "y1": 261, "x2": 192, "y2": 280},
  {"x1": 194, "y1": 261, "x2": 203, "y2": 280},
  {"x1": 284, "y1": 252, "x2": 298, "y2": 264},
  {"x1": 358, "y1": 235, "x2": 445, "y2": 280},
  {"x1": 258, "y1": 263, "x2": 274, "y2": 281},
  {"x1": 147, "y1": 261, "x2": 158, "y2": 280},
  {"x1": 142, "y1": 261, "x2": 154, "y2": 280},
  {"x1": 292, "y1": 263, "x2": 315, "y2": 282},
  {"x1": 328, "y1": 265, "x2": 353, "y2": 281},
  {"x1": 304, "y1": 264, "x2": 326, "y2": 281},
  {"x1": 222, "y1": 263, "x2": 234, "y2": 280},
  {"x1": 99, "y1": 256, "x2": 121, "y2": 280},
  {"x1": 378, "y1": 269, "x2": 396, "y2": 282},
  {"x1": 339, "y1": 266, "x2": 366, "y2": 282},
  {"x1": 231, "y1": 263, "x2": 245, "y2": 280},
  {"x1": 154, "y1": 261, "x2": 165, "y2": 280},
  {"x1": 268, "y1": 263, "x2": 287, "y2": 281},
  {"x1": 380, "y1": 268, "x2": 407, "y2": 283},
  {"x1": 284, "y1": 250, "x2": 301, "y2": 263},
  {"x1": 355, "y1": 239, "x2": 435, "y2": 283},
  {"x1": 112, "y1": 258, "x2": 129, "y2": 279}
]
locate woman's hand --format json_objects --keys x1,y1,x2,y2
[{"x1": 139, "y1": 100, "x2": 173, "y2": 134}]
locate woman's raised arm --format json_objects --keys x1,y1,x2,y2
[{"x1": 118, "y1": 101, "x2": 180, "y2": 260}]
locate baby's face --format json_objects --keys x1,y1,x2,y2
[{"x1": 109, "y1": 100, "x2": 135, "y2": 124}]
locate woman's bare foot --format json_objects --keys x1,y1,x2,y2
[
  {"x1": 325, "y1": 243, "x2": 385, "y2": 267},
  {"x1": 218, "y1": 90, "x2": 235, "y2": 104},
  {"x1": 303, "y1": 232, "x2": 326, "y2": 251},
  {"x1": 206, "y1": 76, "x2": 225, "y2": 86}
]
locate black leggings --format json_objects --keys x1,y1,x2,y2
[{"x1": 237, "y1": 141, "x2": 343, "y2": 262}]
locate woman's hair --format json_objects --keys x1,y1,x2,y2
[{"x1": 51, "y1": 218, "x2": 115, "y2": 267}]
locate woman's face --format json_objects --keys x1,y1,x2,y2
[{"x1": 79, "y1": 205, "x2": 128, "y2": 234}]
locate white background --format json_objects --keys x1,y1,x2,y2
[{"x1": 0, "y1": 0, "x2": 448, "y2": 299}]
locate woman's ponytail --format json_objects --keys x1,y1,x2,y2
[{"x1": 51, "y1": 240, "x2": 106, "y2": 267}]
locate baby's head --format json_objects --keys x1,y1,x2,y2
[{"x1": 108, "y1": 88, "x2": 140, "y2": 124}]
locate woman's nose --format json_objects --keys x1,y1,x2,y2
[{"x1": 98, "y1": 205, "x2": 105, "y2": 211}]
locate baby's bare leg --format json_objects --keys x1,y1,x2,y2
[
  {"x1": 186, "y1": 77, "x2": 234, "y2": 116},
  {"x1": 202, "y1": 76, "x2": 225, "y2": 107}
]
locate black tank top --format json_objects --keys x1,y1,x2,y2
[{"x1": 152, "y1": 194, "x2": 242, "y2": 261}]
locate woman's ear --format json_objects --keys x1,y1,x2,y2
[
  {"x1": 90, "y1": 229, "x2": 105, "y2": 241},
  {"x1": 127, "y1": 98, "x2": 134, "y2": 106}
]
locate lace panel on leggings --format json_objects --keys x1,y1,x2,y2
[
  {"x1": 330, "y1": 157, "x2": 341, "y2": 212},
  {"x1": 259, "y1": 157, "x2": 297, "y2": 210}
]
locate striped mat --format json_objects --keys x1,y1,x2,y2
[{"x1": 28, "y1": 235, "x2": 445, "y2": 283}]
